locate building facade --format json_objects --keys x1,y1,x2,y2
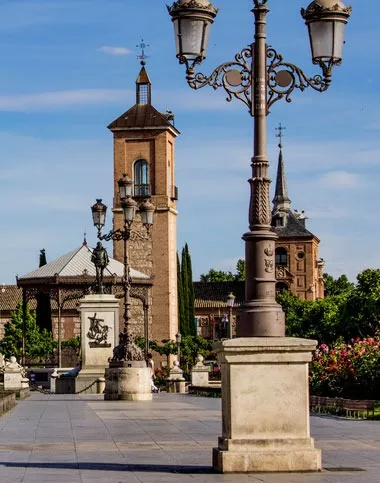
[
  {"x1": 272, "y1": 144, "x2": 324, "y2": 300},
  {"x1": 108, "y1": 62, "x2": 180, "y2": 343}
]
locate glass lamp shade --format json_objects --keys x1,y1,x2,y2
[
  {"x1": 168, "y1": 0, "x2": 218, "y2": 64},
  {"x1": 122, "y1": 197, "x2": 137, "y2": 224},
  {"x1": 118, "y1": 173, "x2": 134, "y2": 200},
  {"x1": 91, "y1": 199, "x2": 107, "y2": 230},
  {"x1": 226, "y1": 292, "x2": 235, "y2": 308},
  {"x1": 175, "y1": 332, "x2": 182, "y2": 344},
  {"x1": 301, "y1": 0, "x2": 351, "y2": 64},
  {"x1": 140, "y1": 199, "x2": 155, "y2": 227}
]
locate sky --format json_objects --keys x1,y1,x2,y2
[{"x1": 0, "y1": 0, "x2": 376, "y2": 284}]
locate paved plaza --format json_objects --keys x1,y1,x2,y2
[{"x1": 0, "y1": 392, "x2": 379, "y2": 482}]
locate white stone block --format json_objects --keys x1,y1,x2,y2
[{"x1": 212, "y1": 337, "x2": 321, "y2": 473}]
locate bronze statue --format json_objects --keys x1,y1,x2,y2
[{"x1": 91, "y1": 242, "x2": 109, "y2": 294}]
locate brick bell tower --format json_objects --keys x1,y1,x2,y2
[{"x1": 108, "y1": 59, "x2": 180, "y2": 344}]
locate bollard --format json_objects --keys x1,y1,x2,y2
[{"x1": 97, "y1": 377, "x2": 106, "y2": 394}]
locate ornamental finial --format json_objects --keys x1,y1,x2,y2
[
  {"x1": 137, "y1": 38, "x2": 149, "y2": 66},
  {"x1": 275, "y1": 122, "x2": 286, "y2": 149}
]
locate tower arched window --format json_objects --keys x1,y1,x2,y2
[
  {"x1": 275, "y1": 247, "x2": 288, "y2": 267},
  {"x1": 134, "y1": 159, "x2": 150, "y2": 197}
]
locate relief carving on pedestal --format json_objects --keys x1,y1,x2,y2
[{"x1": 87, "y1": 313, "x2": 111, "y2": 348}]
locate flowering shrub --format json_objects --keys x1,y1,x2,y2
[{"x1": 310, "y1": 337, "x2": 380, "y2": 399}]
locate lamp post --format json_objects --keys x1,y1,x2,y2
[
  {"x1": 175, "y1": 331, "x2": 182, "y2": 364},
  {"x1": 167, "y1": 0, "x2": 351, "y2": 473},
  {"x1": 168, "y1": 0, "x2": 351, "y2": 337},
  {"x1": 91, "y1": 173, "x2": 155, "y2": 362},
  {"x1": 226, "y1": 292, "x2": 235, "y2": 339}
]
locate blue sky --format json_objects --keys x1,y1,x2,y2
[{"x1": 0, "y1": 0, "x2": 376, "y2": 283}]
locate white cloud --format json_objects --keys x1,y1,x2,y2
[
  {"x1": 0, "y1": 89, "x2": 133, "y2": 111},
  {"x1": 319, "y1": 171, "x2": 361, "y2": 189},
  {"x1": 98, "y1": 46, "x2": 132, "y2": 56}
]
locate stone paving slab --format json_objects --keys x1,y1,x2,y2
[{"x1": 0, "y1": 393, "x2": 379, "y2": 482}]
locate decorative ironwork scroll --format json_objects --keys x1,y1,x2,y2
[
  {"x1": 186, "y1": 47, "x2": 252, "y2": 111},
  {"x1": 266, "y1": 47, "x2": 331, "y2": 110}
]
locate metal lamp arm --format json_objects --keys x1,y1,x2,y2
[
  {"x1": 97, "y1": 228, "x2": 131, "y2": 242},
  {"x1": 266, "y1": 47, "x2": 332, "y2": 110},
  {"x1": 185, "y1": 47, "x2": 253, "y2": 112}
]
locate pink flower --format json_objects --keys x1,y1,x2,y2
[{"x1": 340, "y1": 349, "x2": 347, "y2": 357}]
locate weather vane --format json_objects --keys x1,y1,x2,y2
[
  {"x1": 275, "y1": 122, "x2": 286, "y2": 148},
  {"x1": 137, "y1": 39, "x2": 149, "y2": 65}
]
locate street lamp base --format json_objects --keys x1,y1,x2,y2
[
  {"x1": 237, "y1": 301, "x2": 285, "y2": 337},
  {"x1": 104, "y1": 361, "x2": 152, "y2": 401},
  {"x1": 212, "y1": 337, "x2": 321, "y2": 473}
]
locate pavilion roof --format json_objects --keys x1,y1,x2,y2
[{"x1": 18, "y1": 244, "x2": 150, "y2": 281}]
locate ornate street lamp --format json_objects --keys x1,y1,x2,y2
[
  {"x1": 226, "y1": 292, "x2": 235, "y2": 339},
  {"x1": 168, "y1": 0, "x2": 351, "y2": 337},
  {"x1": 167, "y1": 0, "x2": 218, "y2": 68},
  {"x1": 91, "y1": 173, "x2": 155, "y2": 362}
]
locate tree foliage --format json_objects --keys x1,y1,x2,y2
[
  {"x1": 200, "y1": 259, "x2": 245, "y2": 282},
  {"x1": 177, "y1": 252, "x2": 186, "y2": 336},
  {"x1": 177, "y1": 244, "x2": 195, "y2": 336},
  {"x1": 0, "y1": 303, "x2": 54, "y2": 361},
  {"x1": 184, "y1": 244, "x2": 195, "y2": 336},
  {"x1": 278, "y1": 269, "x2": 380, "y2": 344},
  {"x1": 323, "y1": 273, "x2": 354, "y2": 297}
]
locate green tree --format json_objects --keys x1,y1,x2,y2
[
  {"x1": 278, "y1": 290, "x2": 346, "y2": 344},
  {"x1": 149, "y1": 339, "x2": 178, "y2": 367},
  {"x1": 340, "y1": 269, "x2": 380, "y2": 340},
  {"x1": 179, "y1": 335, "x2": 214, "y2": 375},
  {"x1": 235, "y1": 259, "x2": 246, "y2": 281},
  {"x1": 200, "y1": 269, "x2": 234, "y2": 282},
  {"x1": 177, "y1": 252, "x2": 186, "y2": 336},
  {"x1": 180, "y1": 247, "x2": 190, "y2": 335},
  {"x1": 0, "y1": 303, "x2": 54, "y2": 361},
  {"x1": 200, "y1": 258, "x2": 245, "y2": 282},
  {"x1": 323, "y1": 273, "x2": 354, "y2": 297},
  {"x1": 36, "y1": 249, "x2": 52, "y2": 332},
  {"x1": 185, "y1": 243, "x2": 195, "y2": 336}
]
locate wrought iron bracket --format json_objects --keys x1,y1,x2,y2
[
  {"x1": 97, "y1": 228, "x2": 131, "y2": 242},
  {"x1": 185, "y1": 47, "x2": 253, "y2": 112},
  {"x1": 183, "y1": 43, "x2": 334, "y2": 115},
  {"x1": 266, "y1": 47, "x2": 332, "y2": 110}
]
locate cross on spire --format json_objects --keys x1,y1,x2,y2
[
  {"x1": 275, "y1": 122, "x2": 286, "y2": 148},
  {"x1": 137, "y1": 39, "x2": 149, "y2": 66}
]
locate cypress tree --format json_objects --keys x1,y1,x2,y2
[
  {"x1": 185, "y1": 243, "x2": 195, "y2": 336},
  {"x1": 177, "y1": 252, "x2": 186, "y2": 336},
  {"x1": 36, "y1": 249, "x2": 52, "y2": 332},
  {"x1": 181, "y1": 247, "x2": 190, "y2": 336}
]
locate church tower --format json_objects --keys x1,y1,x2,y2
[
  {"x1": 108, "y1": 59, "x2": 180, "y2": 344},
  {"x1": 271, "y1": 130, "x2": 324, "y2": 300}
]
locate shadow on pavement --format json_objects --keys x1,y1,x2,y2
[{"x1": 0, "y1": 462, "x2": 215, "y2": 473}]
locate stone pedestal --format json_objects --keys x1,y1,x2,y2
[
  {"x1": 212, "y1": 337, "x2": 321, "y2": 473},
  {"x1": 191, "y1": 355, "x2": 210, "y2": 387},
  {"x1": 167, "y1": 362, "x2": 186, "y2": 393},
  {"x1": 3, "y1": 357, "x2": 26, "y2": 391},
  {"x1": 105, "y1": 361, "x2": 151, "y2": 401},
  {"x1": 78, "y1": 294, "x2": 119, "y2": 393}
]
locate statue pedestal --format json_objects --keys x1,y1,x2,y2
[
  {"x1": 212, "y1": 338, "x2": 321, "y2": 473},
  {"x1": 77, "y1": 294, "x2": 119, "y2": 394},
  {"x1": 104, "y1": 361, "x2": 151, "y2": 401}
]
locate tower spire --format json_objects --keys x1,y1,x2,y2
[
  {"x1": 136, "y1": 39, "x2": 151, "y2": 105},
  {"x1": 272, "y1": 123, "x2": 291, "y2": 213}
]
